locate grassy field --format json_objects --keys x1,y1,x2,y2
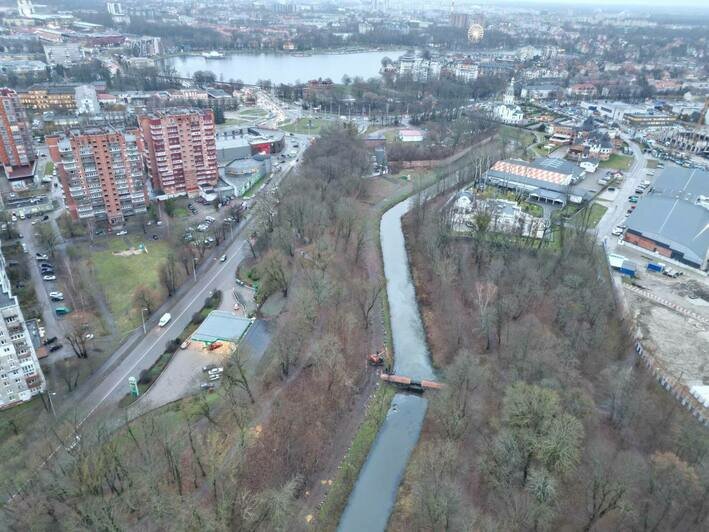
[
  {"x1": 599, "y1": 153, "x2": 633, "y2": 171},
  {"x1": 282, "y1": 117, "x2": 328, "y2": 135},
  {"x1": 88, "y1": 237, "x2": 170, "y2": 333}
]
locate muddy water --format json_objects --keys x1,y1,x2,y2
[{"x1": 338, "y1": 198, "x2": 434, "y2": 531}]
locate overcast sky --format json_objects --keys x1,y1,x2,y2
[{"x1": 497, "y1": 0, "x2": 709, "y2": 6}]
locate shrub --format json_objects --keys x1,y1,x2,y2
[
  {"x1": 192, "y1": 311, "x2": 205, "y2": 325},
  {"x1": 165, "y1": 338, "x2": 181, "y2": 354},
  {"x1": 138, "y1": 369, "x2": 151, "y2": 385}
]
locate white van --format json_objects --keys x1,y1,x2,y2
[{"x1": 159, "y1": 313, "x2": 171, "y2": 327}]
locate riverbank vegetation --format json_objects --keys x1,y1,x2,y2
[
  {"x1": 389, "y1": 195, "x2": 709, "y2": 530},
  {"x1": 1, "y1": 125, "x2": 395, "y2": 530}
]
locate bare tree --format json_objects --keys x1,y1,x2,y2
[
  {"x1": 65, "y1": 315, "x2": 92, "y2": 359},
  {"x1": 132, "y1": 284, "x2": 159, "y2": 315},
  {"x1": 159, "y1": 254, "x2": 180, "y2": 297},
  {"x1": 224, "y1": 347, "x2": 255, "y2": 404},
  {"x1": 353, "y1": 278, "x2": 384, "y2": 330}
]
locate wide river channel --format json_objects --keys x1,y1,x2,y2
[
  {"x1": 164, "y1": 49, "x2": 404, "y2": 85},
  {"x1": 337, "y1": 198, "x2": 436, "y2": 531}
]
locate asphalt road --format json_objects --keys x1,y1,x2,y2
[
  {"x1": 16, "y1": 218, "x2": 69, "y2": 357},
  {"x1": 595, "y1": 136, "x2": 650, "y2": 247},
  {"x1": 63, "y1": 133, "x2": 310, "y2": 422}
]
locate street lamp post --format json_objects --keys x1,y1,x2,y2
[
  {"x1": 43, "y1": 390, "x2": 57, "y2": 417},
  {"x1": 193, "y1": 257, "x2": 198, "y2": 281},
  {"x1": 141, "y1": 307, "x2": 148, "y2": 334}
]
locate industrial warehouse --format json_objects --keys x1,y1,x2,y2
[{"x1": 624, "y1": 167, "x2": 709, "y2": 270}]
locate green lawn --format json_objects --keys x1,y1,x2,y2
[
  {"x1": 556, "y1": 202, "x2": 608, "y2": 229},
  {"x1": 585, "y1": 203, "x2": 608, "y2": 228},
  {"x1": 44, "y1": 161, "x2": 54, "y2": 175},
  {"x1": 242, "y1": 174, "x2": 267, "y2": 198},
  {"x1": 282, "y1": 117, "x2": 328, "y2": 135},
  {"x1": 599, "y1": 154, "x2": 633, "y2": 171},
  {"x1": 88, "y1": 237, "x2": 170, "y2": 333}
]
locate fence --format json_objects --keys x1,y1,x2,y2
[{"x1": 633, "y1": 339, "x2": 709, "y2": 427}]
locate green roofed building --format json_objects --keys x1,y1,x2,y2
[{"x1": 191, "y1": 310, "x2": 253, "y2": 345}]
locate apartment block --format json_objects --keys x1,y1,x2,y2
[
  {"x1": 138, "y1": 109, "x2": 218, "y2": 197},
  {"x1": 20, "y1": 83, "x2": 77, "y2": 112},
  {"x1": 0, "y1": 87, "x2": 35, "y2": 172},
  {"x1": 47, "y1": 128, "x2": 148, "y2": 227},
  {"x1": 0, "y1": 244, "x2": 45, "y2": 410}
]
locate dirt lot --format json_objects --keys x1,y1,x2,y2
[
  {"x1": 630, "y1": 294, "x2": 709, "y2": 384},
  {"x1": 624, "y1": 262, "x2": 709, "y2": 388}
]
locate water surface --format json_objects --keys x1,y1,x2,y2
[{"x1": 164, "y1": 49, "x2": 404, "y2": 84}]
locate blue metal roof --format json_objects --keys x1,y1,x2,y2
[{"x1": 191, "y1": 310, "x2": 253, "y2": 344}]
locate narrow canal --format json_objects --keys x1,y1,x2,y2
[{"x1": 337, "y1": 198, "x2": 436, "y2": 531}]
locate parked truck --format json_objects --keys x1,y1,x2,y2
[
  {"x1": 618, "y1": 260, "x2": 637, "y2": 277},
  {"x1": 647, "y1": 262, "x2": 665, "y2": 273}
]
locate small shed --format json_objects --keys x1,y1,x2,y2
[{"x1": 191, "y1": 310, "x2": 253, "y2": 345}]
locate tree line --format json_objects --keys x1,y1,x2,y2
[{"x1": 389, "y1": 186, "x2": 709, "y2": 531}]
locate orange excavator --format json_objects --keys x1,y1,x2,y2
[{"x1": 367, "y1": 349, "x2": 385, "y2": 366}]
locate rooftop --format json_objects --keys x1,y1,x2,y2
[
  {"x1": 652, "y1": 167, "x2": 709, "y2": 203},
  {"x1": 627, "y1": 195, "x2": 709, "y2": 266},
  {"x1": 191, "y1": 310, "x2": 252, "y2": 345}
]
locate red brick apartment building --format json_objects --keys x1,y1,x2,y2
[
  {"x1": 0, "y1": 87, "x2": 36, "y2": 179},
  {"x1": 47, "y1": 128, "x2": 148, "y2": 227},
  {"x1": 138, "y1": 109, "x2": 218, "y2": 197}
]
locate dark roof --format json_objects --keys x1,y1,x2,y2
[
  {"x1": 531, "y1": 157, "x2": 585, "y2": 179},
  {"x1": 627, "y1": 195, "x2": 709, "y2": 265},
  {"x1": 652, "y1": 167, "x2": 709, "y2": 203}
]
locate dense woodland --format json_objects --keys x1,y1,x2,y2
[
  {"x1": 1, "y1": 126, "x2": 388, "y2": 530},
  {"x1": 390, "y1": 192, "x2": 709, "y2": 531}
]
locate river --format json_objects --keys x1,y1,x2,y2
[
  {"x1": 164, "y1": 49, "x2": 404, "y2": 85},
  {"x1": 337, "y1": 199, "x2": 436, "y2": 532}
]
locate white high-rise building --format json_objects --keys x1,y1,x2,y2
[
  {"x1": 17, "y1": 0, "x2": 34, "y2": 17},
  {"x1": 106, "y1": 1, "x2": 123, "y2": 16},
  {"x1": 0, "y1": 244, "x2": 46, "y2": 410}
]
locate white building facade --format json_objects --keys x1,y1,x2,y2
[{"x1": 0, "y1": 244, "x2": 46, "y2": 409}]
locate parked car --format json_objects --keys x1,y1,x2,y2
[
  {"x1": 115, "y1": 230, "x2": 128, "y2": 236},
  {"x1": 200, "y1": 382, "x2": 215, "y2": 390},
  {"x1": 208, "y1": 374, "x2": 221, "y2": 381},
  {"x1": 208, "y1": 367, "x2": 224, "y2": 375},
  {"x1": 152, "y1": 234, "x2": 159, "y2": 240},
  {"x1": 611, "y1": 227, "x2": 624, "y2": 236},
  {"x1": 42, "y1": 274, "x2": 56, "y2": 281},
  {"x1": 220, "y1": 254, "x2": 227, "y2": 262},
  {"x1": 49, "y1": 344, "x2": 62, "y2": 352},
  {"x1": 202, "y1": 364, "x2": 217, "y2": 373},
  {"x1": 180, "y1": 339, "x2": 191, "y2": 350},
  {"x1": 49, "y1": 291, "x2": 63, "y2": 299},
  {"x1": 43, "y1": 336, "x2": 57, "y2": 345},
  {"x1": 55, "y1": 306, "x2": 71, "y2": 315}
]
